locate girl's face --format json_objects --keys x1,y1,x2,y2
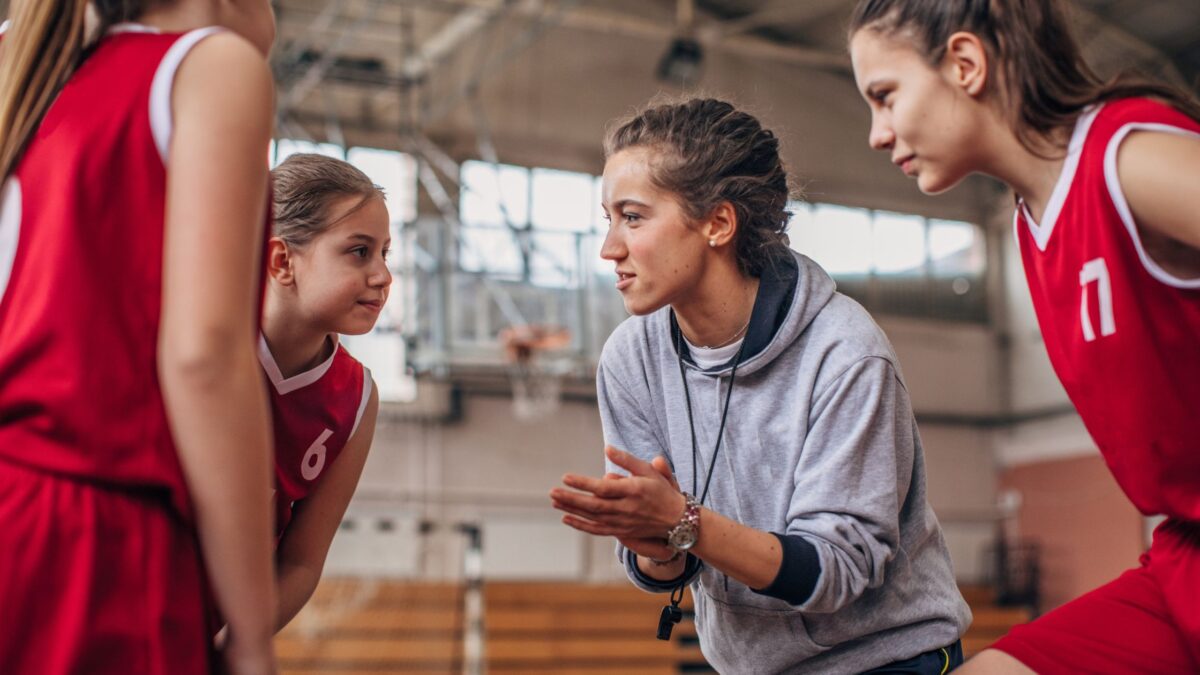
[
  {"x1": 850, "y1": 29, "x2": 984, "y2": 194},
  {"x1": 599, "y1": 148, "x2": 709, "y2": 316},
  {"x1": 289, "y1": 195, "x2": 392, "y2": 336}
]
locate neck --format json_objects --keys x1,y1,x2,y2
[
  {"x1": 133, "y1": 4, "x2": 216, "y2": 33},
  {"x1": 978, "y1": 119, "x2": 1073, "y2": 223},
  {"x1": 673, "y1": 262, "x2": 760, "y2": 349},
  {"x1": 262, "y1": 292, "x2": 334, "y2": 378}
]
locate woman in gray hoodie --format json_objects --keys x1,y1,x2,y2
[{"x1": 550, "y1": 98, "x2": 970, "y2": 674}]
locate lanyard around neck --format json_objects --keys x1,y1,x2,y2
[{"x1": 674, "y1": 318, "x2": 746, "y2": 506}]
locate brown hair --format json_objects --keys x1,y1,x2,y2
[
  {"x1": 604, "y1": 98, "x2": 793, "y2": 277},
  {"x1": 848, "y1": 0, "x2": 1200, "y2": 155},
  {"x1": 271, "y1": 153, "x2": 386, "y2": 247},
  {"x1": 0, "y1": 0, "x2": 149, "y2": 180}
]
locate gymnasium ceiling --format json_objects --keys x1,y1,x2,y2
[
  {"x1": 265, "y1": 0, "x2": 1198, "y2": 220},
  {"x1": 1, "y1": 0, "x2": 1191, "y2": 218},
  {"x1": 269, "y1": 0, "x2": 1200, "y2": 135}
]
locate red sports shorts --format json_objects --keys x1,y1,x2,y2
[
  {"x1": 0, "y1": 458, "x2": 213, "y2": 674},
  {"x1": 992, "y1": 518, "x2": 1199, "y2": 674}
]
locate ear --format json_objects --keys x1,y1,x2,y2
[
  {"x1": 702, "y1": 201, "x2": 739, "y2": 248},
  {"x1": 944, "y1": 31, "x2": 989, "y2": 97},
  {"x1": 267, "y1": 237, "x2": 296, "y2": 286}
]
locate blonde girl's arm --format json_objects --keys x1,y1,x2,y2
[
  {"x1": 157, "y1": 32, "x2": 277, "y2": 674},
  {"x1": 1117, "y1": 130, "x2": 1200, "y2": 250},
  {"x1": 274, "y1": 383, "x2": 379, "y2": 631}
]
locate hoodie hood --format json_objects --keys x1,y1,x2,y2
[{"x1": 670, "y1": 248, "x2": 836, "y2": 378}]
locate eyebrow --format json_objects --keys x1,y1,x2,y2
[
  {"x1": 864, "y1": 79, "x2": 893, "y2": 97},
  {"x1": 609, "y1": 199, "x2": 650, "y2": 211},
  {"x1": 346, "y1": 233, "x2": 387, "y2": 245}
]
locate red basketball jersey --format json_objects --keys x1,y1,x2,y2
[
  {"x1": 1015, "y1": 98, "x2": 1200, "y2": 521},
  {"x1": 0, "y1": 25, "x2": 268, "y2": 519},
  {"x1": 258, "y1": 335, "x2": 373, "y2": 538}
]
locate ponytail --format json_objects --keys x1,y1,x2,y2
[{"x1": 0, "y1": 0, "x2": 90, "y2": 180}]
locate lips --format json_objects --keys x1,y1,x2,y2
[
  {"x1": 357, "y1": 299, "x2": 383, "y2": 312},
  {"x1": 894, "y1": 155, "x2": 916, "y2": 176},
  {"x1": 615, "y1": 271, "x2": 635, "y2": 291}
]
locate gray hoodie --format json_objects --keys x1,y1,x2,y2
[{"x1": 597, "y1": 251, "x2": 971, "y2": 674}]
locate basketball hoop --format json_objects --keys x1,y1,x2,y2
[{"x1": 498, "y1": 324, "x2": 571, "y2": 422}]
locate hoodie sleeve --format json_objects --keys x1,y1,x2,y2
[
  {"x1": 596, "y1": 356, "x2": 703, "y2": 593},
  {"x1": 785, "y1": 355, "x2": 916, "y2": 613}
]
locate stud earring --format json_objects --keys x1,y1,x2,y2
[{"x1": 708, "y1": 239, "x2": 717, "y2": 248}]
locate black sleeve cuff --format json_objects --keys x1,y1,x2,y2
[
  {"x1": 628, "y1": 550, "x2": 703, "y2": 591},
  {"x1": 752, "y1": 532, "x2": 821, "y2": 605}
]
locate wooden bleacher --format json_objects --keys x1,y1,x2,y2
[{"x1": 277, "y1": 580, "x2": 1030, "y2": 674}]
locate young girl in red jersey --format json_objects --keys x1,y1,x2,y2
[
  {"x1": 261, "y1": 153, "x2": 389, "y2": 631},
  {"x1": 0, "y1": 2, "x2": 277, "y2": 674},
  {"x1": 848, "y1": 1, "x2": 1200, "y2": 673}
]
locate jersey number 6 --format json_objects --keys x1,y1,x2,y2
[{"x1": 302, "y1": 429, "x2": 334, "y2": 481}]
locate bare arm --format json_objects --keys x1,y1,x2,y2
[
  {"x1": 646, "y1": 508, "x2": 783, "y2": 589},
  {"x1": 1117, "y1": 130, "x2": 1200, "y2": 250},
  {"x1": 158, "y1": 32, "x2": 276, "y2": 673},
  {"x1": 274, "y1": 384, "x2": 379, "y2": 631}
]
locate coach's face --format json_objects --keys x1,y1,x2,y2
[{"x1": 599, "y1": 148, "x2": 709, "y2": 316}]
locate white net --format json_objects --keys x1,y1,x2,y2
[
  {"x1": 509, "y1": 365, "x2": 564, "y2": 422},
  {"x1": 499, "y1": 324, "x2": 571, "y2": 423}
]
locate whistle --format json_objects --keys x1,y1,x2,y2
[{"x1": 656, "y1": 604, "x2": 683, "y2": 640}]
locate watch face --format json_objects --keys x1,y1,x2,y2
[{"x1": 668, "y1": 524, "x2": 697, "y2": 550}]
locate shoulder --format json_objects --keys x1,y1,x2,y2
[
  {"x1": 598, "y1": 310, "x2": 663, "y2": 374},
  {"x1": 350, "y1": 373, "x2": 379, "y2": 440},
  {"x1": 176, "y1": 29, "x2": 267, "y2": 71},
  {"x1": 172, "y1": 29, "x2": 271, "y2": 105},
  {"x1": 1095, "y1": 97, "x2": 1197, "y2": 128},
  {"x1": 1083, "y1": 98, "x2": 1200, "y2": 155},
  {"x1": 811, "y1": 293, "x2": 896, "y2": 359},
  {"x1": 334, "y1": 343, "x2": 373, "y2": 395},
  {"x1": 803, "y1": 293, "x2": 902, "y2": 387}
]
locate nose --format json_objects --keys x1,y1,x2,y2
[
  {"x1": 369, "y1": 256, "x2": 392, "y2": 289},
  {"x1": 868, "y1": 112, "x2": 895, "y2": 152},
  {"x1": 599, "y1": 226, "x2": 625, "y2": 262}
]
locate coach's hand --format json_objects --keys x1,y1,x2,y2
[{"x1": 551, "y1": 446, "x2": 687, "y2": 543}]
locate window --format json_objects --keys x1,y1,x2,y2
[
  {"x1": 347, "y1": 147, "x2": 418, "y2": 225},
  {"x1": 929, "y1": 219, "x2": 985, "y2": 283},
  {"x1": 871, "y1": 211, "x2": 926, "y2": 275},
  {"x1": 458, "y1": 161, "x2": 601, "y2": 287},
  {"x1": 340, "y1": 331, "x2": 415, "y2": 402},
  {"x1": 788, "y1": 201, "x2": 987, "y2": 322},
  {"x1": 458, "y1": 161, "x2": 529, "y2": 278},
  {"x1": 531, "y1": 168, "x2": 593, "y2": 232},
  {"x1": 460, "y1": 161, "x2": 530, "y2": 227},
  {"x1": 793, "y1": 203, "x2": 872, "y2": 275}
]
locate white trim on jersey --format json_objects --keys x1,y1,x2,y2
[
  {"x1": 0, "y1": 179, "x2": 21, "y2": 303},
  {"x1": 108, "y1": 23, "x2": 161, "y2": 35},
  {"x1": 349, "y1": 367, "x2": 374, "y2": 439},
  {"x1": 1104, "y1": 122, "x2": 1200, "y2": 289},
  {"x1": 148, "y1": 26, "x2": 224, "y2": 164},
  {"x1": 1017, "y1": 105, "x2": 1102, "y2": 252},
  {"x1": 258, "y1": 333, "x2": 341, "y2": 396}
]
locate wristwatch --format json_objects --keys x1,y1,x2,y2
[{"x1": 666, "y1": 492, "x2": 702, "y2": 551}]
